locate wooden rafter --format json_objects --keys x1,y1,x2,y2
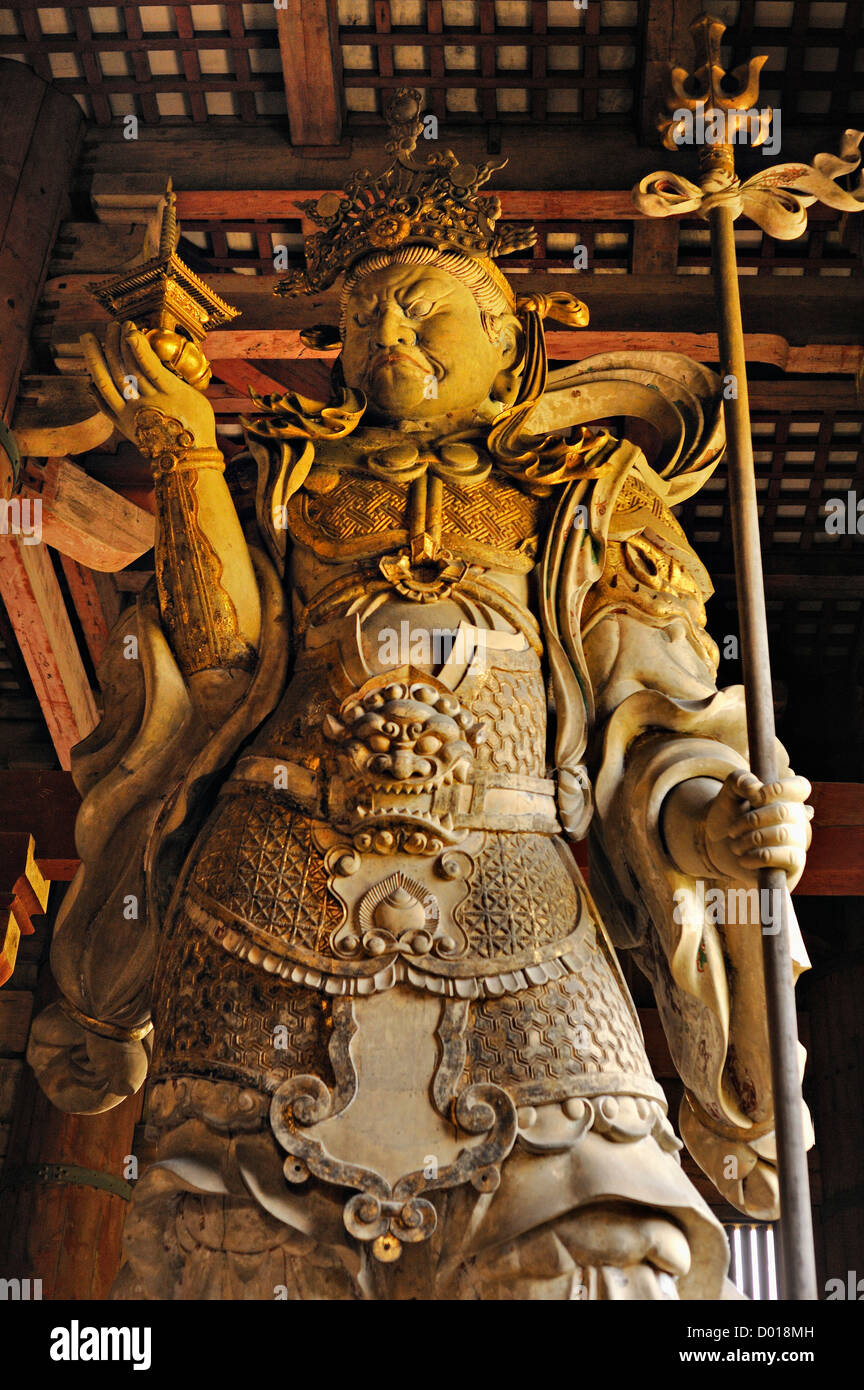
[
  {"x1": 638, "y1": 0, "x2": 706, "y2": 145},
  {"x1": 276, "y1": 0, "x2": 344, "y2": 149},
  {"x1": 58, "y1": 556, "x2": 114, "y2": 671},
  {"x1": 0, "y1": 538, "x2": 97, "y2": 771},
  {"x1": 20, "y1": 458, "x2": 155, "y2": 572},
  {"x1": 0, "y1": 831, "x2": 50, "y2": 987}
]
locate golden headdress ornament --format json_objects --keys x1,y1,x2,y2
[{"x1": 275, "y1": 88, "x2": 538, "y2": 300}]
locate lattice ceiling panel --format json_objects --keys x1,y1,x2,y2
[
  {"x1": 337, "y1": 0, "x2": 639, "y2": 123},
  {"x1": 678, "y1": 211, "x2": 864, "y2": 278},
  {"x1": 174, "y1": 204, "x2": 860, "y2": 278},
  {"x1": 724, "y1": 0, "x2": 864, "y2": 124},
  {"x1": 680, "y1": 405, "x2": 864, "y2": 677},
  {"x1": 0, "y1": 1, "x2": 861, "y2": 130},
  {"x1": 678, "y1": 409, "x2": 864, "y2": 555},
  {"x1": 0, "y1": 2, "x2": 285, "y2": 123}
]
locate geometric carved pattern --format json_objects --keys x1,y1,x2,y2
[
  {"x1": 151, "y1": 920, "x2": 334, "y2": 1095},
  {"x1": 293, "y1": 468, "x2": 545, "y2": 560},
  {"x1": 472, "y1": 665, "x2": 548, "y2": 777},
  {"x1": 191, "y1": 793, "x2": 342, "y2": 953},
  {"x1": 466, "y1": 938, "x2": 654, "y2": 1102},
  {"x1": 457, "y1": 834, "x2": 580, "y2": 960},
  {"x1": 442, "y1": 474, "x2": 545, "y2": 555},
  {"x1": 299, "y1": 473, "x2": 407, "y2": 542}
]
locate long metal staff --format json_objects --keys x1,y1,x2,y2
[
  {"x1": 634, "y1": 13, "x2": 863, "y2": 1301},
  {"x1": 710, "y1": 199, "x2": 817, "y2": 1303}
]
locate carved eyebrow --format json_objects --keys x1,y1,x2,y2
[{"x1": 399, "y1": 279, "x2": 451, "y2": 304}]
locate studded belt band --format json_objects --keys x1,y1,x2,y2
[{"x1": 222, "y1": 755, "x2": 562, "y2": 836}]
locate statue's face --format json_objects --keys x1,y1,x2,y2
[{"x1": 340, "y1": 261, "x2": 515, "y2": 421}]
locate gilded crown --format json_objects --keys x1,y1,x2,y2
[{"x1": 275, "y1": 88, "x2": 537, "y2": 299}]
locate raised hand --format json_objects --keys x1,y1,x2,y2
[{"x1": 80, "y1": 320, "x2": 218, "y2": 458}]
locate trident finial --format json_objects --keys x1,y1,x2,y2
[{"x1": 659, "y1": 13, "x2": 771, "y2": 157}]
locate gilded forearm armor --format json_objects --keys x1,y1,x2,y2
[{"x1": 134, "y1": 405, "x2": 259, "y2": 677}]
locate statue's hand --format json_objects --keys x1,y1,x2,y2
[
  {"x1": 80, "y1": 320, "x2": 217, "y2": 458},
  {"x1": 703, "y1": 769, "x2": 813, "y2": 890},
  {"x1": 26, "y1": 1001, "x2": 151, "y2": 1115}
]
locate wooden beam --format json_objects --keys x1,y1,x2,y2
[
  {"x1": 48, "y1": 220, "x2": 157, "y2": 276},
  {"x1": 747, "y1": 380, "x2": 863, "y2": 411},
  {"x1": 11, "y1": 374, "x2": 114, "y2": 459},
  {"x1": 631, "y1": 219, "x2": 679, "y2": 274},
  {"x1": 209, "y1": 360, "x2": 294, "y2": 399},
  {"x1": 207, "y1": 330, "x2": 324, "y2": 359},
  {"x1": 797, "y1": 831, "x2": 864, "y2": 896},
  {"x1": 0, "y1": 538, "x2": 97, "y2": 770},
  {"x1": 276, "y1": 0, "x2": 344, "y2": 149},
  {"x1": 206, "y1": 373, "x2": 864, "y2": 419},
  {"x1": 201, "y1": 330, "x2": 861, "y2": 379},
  {"x1": 638, "y1": 0, "x2": 706, "y2": 145},
  {"x1": 576, "y1": 784, "x2": 864, "y2": 896},
  {"x1": 0, "y1": 62, "x2": 82, "y2": 493},
  {"x1": 170, "y1": 187, "x2": 852, "y2": 225},
  {"x1": 0, "y1": 770, "x2": 80, "y2": 881},
  {"x1": 1, "y1": 762, "x2": 862, "y2": 898},
  {"x1": 41, "y1": 273, "x2": 862, "y2": 349},
  {"x1": 714, "y1": 573, "x2": 864, "y2": 599},
  {"x1": 172, "y1": 188, "x2": 864, "y2": 227},
  {"x1": 209, "y1": 358, "x2": 334, "y2": 401},
  {"x1": 0, "y1": 832, "x2": 50, "y2": 987},
  {"x1": 797, "y1": 784, "x2": 864, "y2": 895},
  {"x1": 80, "y1": 122, "x2": 858, "y2": 193},
  {"x1": 173, "y1": 189, "x2": 650, "y2": 221},
  {"x1": 58, "y1": 555, "x2": 112, "y2": 669},
  {"x1": 20, "y1": 458, "x2": 155, "y2": 572}
]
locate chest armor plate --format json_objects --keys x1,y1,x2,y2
[{"x1": 284, "y1": 440, "x2": 546, "y2": 573}]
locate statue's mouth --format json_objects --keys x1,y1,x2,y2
[{"x1": 370, "y1": 349, "x2": 430, "y2": 375}]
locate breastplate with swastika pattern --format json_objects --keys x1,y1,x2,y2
[{"x1": 284, "y1": 438, "x2": 549, "y2": 573}]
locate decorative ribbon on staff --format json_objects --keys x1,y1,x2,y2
[
  {"x1": 634, "y1": 128, "x2": 864, "y2": 238},
  {"x1": 631, "y1": 11, "x2": 864, "y2": 1304}
]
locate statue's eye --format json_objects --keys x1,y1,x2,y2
[
  {"x1": 353, "y1": 310, "x2": 374, "y2": 327},
  {"x1": 405, "y1": 299, "x2": 433, "y2": 319}
]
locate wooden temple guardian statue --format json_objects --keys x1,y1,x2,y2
[{"x1": 27, "y1": 91, "x2": 814, "y2": 1301}]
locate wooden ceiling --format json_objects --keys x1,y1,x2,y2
[
  {"x1": 0, "y1": 1, "x2": 860, "y2": 129},
  {"x1": 0, "y1": 0, "x2": 863, "y2": 780},
  {"x1": 0, "y1": 1, "x2": 641, "y2": 127}
]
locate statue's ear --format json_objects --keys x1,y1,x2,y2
[
  {"x1": 491, "y1": 365, "x2": 522, "y2": 407},
  {"x1": 299, "y1": 324, "x2": 342, "y2": 350},
  {"x1": 490, "y1": 314, "x2": 525, "y2": 404}
]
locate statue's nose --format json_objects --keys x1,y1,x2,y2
[{"x1": 375, "y1": 305, "x2": 416, "y2": 348}]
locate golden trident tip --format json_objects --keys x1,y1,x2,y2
[{"x1": 659, "y1": 13, "x2": 771, "y2": 155}]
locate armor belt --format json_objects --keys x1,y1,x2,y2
[{"x1": 224, "y1": 755, "x2": 562, "y2": 836}]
